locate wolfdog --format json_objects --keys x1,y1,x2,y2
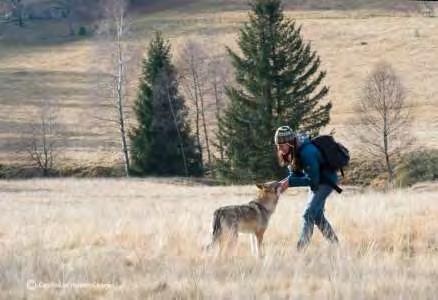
[{"x1": 207, "y1": 181, "x2": 282, "y2": 258}]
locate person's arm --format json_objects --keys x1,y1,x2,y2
[
  {"x1": 280, "y1": 167, "x2": 306, "y2": 193},
  {"x1": 286, "y1": 147, "x2": 320, "y2": 191},
  {"x1": 280, "y1": 175, "x2": 310, "y2": 193},
  {"x1": 287, "y1": 164, "x2": 311, "y2": 188},
  {"x1": 300, "y1": 148, "x2": 320, "y2": 192},
  {"x1": 288, "y1": 173, "x2": 311, "y2": 188}
]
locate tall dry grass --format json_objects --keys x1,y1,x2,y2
[{"x1": 0, "y1": 179, "x2": 436, "y2": 299}]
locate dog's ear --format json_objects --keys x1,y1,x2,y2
[
  {"x1": 266, "y1": 181, "x2": 280, "y2": 192},
  {"x1": 256, "y1": 183, "x2": 264, "y2": 190}
]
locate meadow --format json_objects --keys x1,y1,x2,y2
[
  {"x1": 0, "y1": 178, "x2": 437, "y2": 299},
  {"x1": 1, "y1": 2, "x2": 437, "y2": 299}
]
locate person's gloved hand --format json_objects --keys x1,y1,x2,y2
[{"x1": 279, "y1": 178, "x2": 289, "y2": 193}]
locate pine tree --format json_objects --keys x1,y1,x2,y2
[
  {"x1": 216, "y1": 0, "x2": 331, "y2": 183},
  {"x1": 130, "y1": 32, "x2": 203, "y2": 176}
]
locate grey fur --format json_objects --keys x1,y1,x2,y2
[{"x1": 208, "y1": 181, "x2": 281, "y2": 258}]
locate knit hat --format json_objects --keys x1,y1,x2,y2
[{"x1": 274, "y1": 126, "x2": 295, "y2": 145}]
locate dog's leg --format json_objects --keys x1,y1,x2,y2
[
  {"x1": 226, "y1": 228, "x2": 238, "y2": 257},
  {"x1": 250, "y1": 234, "x2": 257, "y2": 257},
  {"x1": 218, "y1": 228, "x2": 233, "y2": 257},
  {"x1": 218, "y1": 233, "x2": 226, "y2": 257},
  {"x1": 255, "y1": 229, "x2": 265, "y2": 258},
  {"x1": 206, "y1": 237, "x2": 220, "y2": 259}
]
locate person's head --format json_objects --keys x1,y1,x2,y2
[{"x1": 274, "y1": 126, "x2": 297, "y2": 167}]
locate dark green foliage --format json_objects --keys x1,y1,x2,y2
[
  {"x1": 78, "y1": 26, "x2": 87, "y2": 36},
  {"x1": 396, "y1": 149, "x2": 438, "y2": 187},
  {"x1": 344, "y1": 159, "x2": 383, "y2": 186},
  {"x1": 344, "y1": 149, "x2": 438, "y2": 187},
  {"x1": 129, "y1": 32, "x2": 203, "y2": 176},
  {"x1": 215, "y1": 0, "x2": 331, "y2": 183}
]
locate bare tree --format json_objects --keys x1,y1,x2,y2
[
  {"x1": 418, "y1": 1, "x2": 435, "y2": 17},
  {"x1": 207, "y1": 54, "x2": 231, "y2": 161},
  {"x1": 351, "y1": 62, "x2": 413, "y2": 185},
  {"x1": 0, "y1": 1, "x2": 7, "y2": 12},
  {"x1": 177, "y1": 40, "x2": 212, "y2": 169},
  {"x1": 20, "y1": 99, "x2": 61, "y2": 176},
  {"x1": 6, "y1": 0, "x2": 24, "y2": 27},
  {"x1": 53, "y1": 0, "x2": 77, "y2": 36},
  {"x1": 96, "y1": 0, "x2": 132, "y2": 177}
]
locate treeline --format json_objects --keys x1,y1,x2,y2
[{"x1": 3, "y1": 0, "x2": 437, "y2": 188}]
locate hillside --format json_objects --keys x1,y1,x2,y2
[
  {"x1": 131, "y1": 0, "x2": 419, "y2": 13},
  {"x1": 2, "y1": 0, "x2": 421, "y2": 15},
  {"x1": 0, "y1": 8, "x2": 437, "y2": 166}
]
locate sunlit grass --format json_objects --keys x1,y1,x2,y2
[{"x1": 0, "y1": 179, "x2": 436, "y2": 298}]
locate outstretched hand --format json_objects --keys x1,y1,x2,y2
[{"x1": 279, "y1": 178, "x2": 289, "y2": 193}]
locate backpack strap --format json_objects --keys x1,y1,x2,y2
[
  {"x1": 299, "y1": 141, "x2": 343, "y2": 194},
  {"x1": 309, "y1": 140, "x2": 329, "y2": 169}
]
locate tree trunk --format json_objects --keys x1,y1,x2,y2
[
  {"x1": 116, "y1": 12, "x2": 130, "y2": 177},
  {"x1": 12, "y1": 0, "x2": 24, "y2": 27},
  {"x1": 191, "y1": 66, "x2": 204, "y2": 170},
  {"x1": 213, "y1": 78, "x2": 224, "y2": 161},
  {"x1": 195, "y1": 71, "x2": 211, "y2": 168},
  {"x1": 67, "y1": 13, "x2": 75, "y2": 36},
  {"x1": 166, "y1": 81, "x2": 189, "y2": 177},
  {"x1": 382, "y1": 103, "x2": 393, "y2": 185},
  {"x1": 18, "y1": 11, "x2": 23, "y2": 27}
]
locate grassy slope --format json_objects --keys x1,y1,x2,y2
[
  {"x1": 0, "y1": 179, "x2": 437, "y2": 298},
  {"x1": 19, "y1": 0, "x2": 418, "y2": 13},
  {"x1": 0, "y1": 9, "x2": 437, "y2": 165}
]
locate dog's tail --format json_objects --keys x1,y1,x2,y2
[
  {"x1": 212, "y1": 210, "x2": 222, "y2": 238},
  {"x1": 206, "y1": 209, "x2": 222, "y2": 250}
]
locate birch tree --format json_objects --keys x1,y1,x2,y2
[
  {"x1": 97, "y1": 0, "x2": 132, "y2": 176},
  {"x1": 207, "y1": 54, "x2": 231, "y2": 161},
  {"x1": 177, "y1": 40, "x2": 212, "y2": 169}
]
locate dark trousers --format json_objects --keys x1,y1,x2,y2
[{"x1": 297, "y1": 184, "x2": 339, "y2": 250}]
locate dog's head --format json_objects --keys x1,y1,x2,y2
[{"x1": 255, "y1": 181, "x2": 282, "y2": 212}]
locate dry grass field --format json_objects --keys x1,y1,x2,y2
[
  {"x1": 1, "y1": 10, "x2": 438, "y2": 165},
  {"x1": 0, "y1": 178, "x2": 437, "y2": 299}
]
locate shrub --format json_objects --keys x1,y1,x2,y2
[
  {"x1": 395, "y1": 149, "x2": 438, "y2": 187},
  {"x1": 78, "y1": 26, "x2": 87, "y2": 36},
  {"x1": 343, "y1": 158, "x2": 383, "y2": 186}
]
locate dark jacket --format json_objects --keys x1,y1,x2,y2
[{"x1": 287, "y1": 135, "x2": 338, "y2": 192}]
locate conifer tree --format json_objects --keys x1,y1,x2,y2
[
  {"x1": 216, "y1": 0, "x2": 331, "y2": 182},
  {"x1": 130, "y1": 32, "x2": 203, "y2": 176}
]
